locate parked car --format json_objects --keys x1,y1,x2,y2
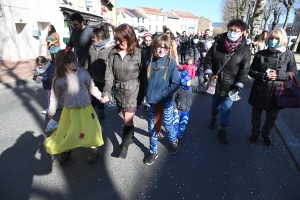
[{"x1": 290, "y1": 37, "x2": 300, "y2": 51}]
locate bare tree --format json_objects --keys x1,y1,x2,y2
[
  {"x1": 262, "y1": 0, "x2": 276, "y2": 29},
  {"x1": 271, "y1": 2, "x2": 285, "y2": 30},
  {"x1": 279, "y1": 0, "x2": 296, "y2": 29},
  {"x1": 250, "y1": 0, "x2": 267, "y2": 38},
  {"x1": 235, "y1": 0, "x2": 250, "y2": 20}
]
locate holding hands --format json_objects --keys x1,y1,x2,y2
[{"x1": 100, "y1": 95, "x2": 110, "y2": 104}]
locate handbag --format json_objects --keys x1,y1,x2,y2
[
  {"x1": 274, "y1": 72, "x2": 300, "y2": 108},
  {"x1": 206, "y1": 51, "x2": 236, "y2": 95}
]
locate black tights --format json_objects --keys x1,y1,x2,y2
[{"x1": 181, "y1": 53, "x2": 186, "y2": 64}]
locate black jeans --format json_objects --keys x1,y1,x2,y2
[
  {"x1": 251, "y1": 106, "x2": 280, "y2": 137},
  {"x1": 181, "y1": 53, "x2": 186, "y2": 64},
  {"x1": 50, "y1": 53, "x2": 56, "y2": 63}
]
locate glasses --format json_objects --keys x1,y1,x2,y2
[
  {"x1": 115, "y1": 37, "x2": 127, "y2": 44},
  {"x1": 145, "y1": 40, "x2": 152, "y2": 42},
  {"x1": 72, "y1": 59, "x2": 79, "y2": 64},
  {"x1": 157, "y1": 46, "x2": 167, "y2": 51},
  {"x1": 71, "y1": 23, "x2": 80, "y2": 27},
  {"x1": 228, "y1": 29, "x2": 242, "y2": 33},
  {"x1": 166, "y1": 32, "x2": 170, "y2": 34}
]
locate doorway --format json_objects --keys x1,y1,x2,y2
[{"x1": 15, "y1": 23, "x2": 27, "y2": 60}]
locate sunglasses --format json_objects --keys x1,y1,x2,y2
[
  {"x1": 72, "y1": 59, "x2": 79, "y2": 64},
  {"x1": 166, "y1": 32, "x2": 170, "y2": 34}
]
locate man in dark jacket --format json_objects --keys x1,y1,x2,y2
[
  {"x1": 67, "y1": 12, "x2": 93, "y2": 67},
  {"x1": 204, "y1": 19, "x2": 251, "y2": 143},
  {"x1": 197, "y1": 29, "x2": 214, "y2": 53}
]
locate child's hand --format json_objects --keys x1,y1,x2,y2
[
  {"x1": 100, "y1": 95, "x2": 109, "y2": 103},
  {"x1": 39, "y1": 76, "x2": 43, "y2": 80},
  {"x1": 32, "y1": 75, "x2": 38, "y2": 81},
  {"x1": 48, "y1": 114, "x2": 53, "y2": 119}
]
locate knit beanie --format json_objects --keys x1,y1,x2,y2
[{"x1": 180, "y1": 71, "x2": 191, "y2": 90}]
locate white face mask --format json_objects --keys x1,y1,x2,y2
[{"x1": 227, "y1": 31, "x2": 240, "y2": 42}]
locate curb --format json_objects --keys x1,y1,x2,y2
[{"x1": 274, "y1": 115, "x2": 300, "y2": 171}]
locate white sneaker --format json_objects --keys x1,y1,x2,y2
[{"x1": 41, "y1": 109, "x2": 49, "y2": 115}]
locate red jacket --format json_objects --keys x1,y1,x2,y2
[{"x1": 177, "y1": 63, "x2": 196, "y2": 80}]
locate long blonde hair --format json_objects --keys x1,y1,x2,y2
[{"x1": 147, "y1": 34, "x2": 172, "y2": 80}]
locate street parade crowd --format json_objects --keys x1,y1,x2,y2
[{"x1": 35, "y1": 12, "x2": 297, "y2": 166}]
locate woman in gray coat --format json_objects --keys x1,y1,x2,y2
[
  {"x1": 248, "y1": 28, "x2": 297, "y2": 146},
  {"x1": 85, "y1": 23, "x2": 115, "y2": 119},
  {"x1": 101, "y1": 24, "x2": 143, "y2": 158}
]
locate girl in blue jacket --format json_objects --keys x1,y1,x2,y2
[
  {"x1": 33, "y1": 56, "x2": 55, "y2": 114},
  {"x1": 144, "y1": 34, "x2": 180, "y2": 165}
]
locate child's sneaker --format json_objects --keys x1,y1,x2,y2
[
  {"x1": 41, "y1": 109, "x2": 49, "y2": 115},
  {"x1": 169, "y1": 140, "x2": 178, "y2": 154},
  {"x1": 145, "y1": 153, "x2": 158, "y2": 165}
]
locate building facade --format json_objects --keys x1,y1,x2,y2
[
  {"x1": 171, "y1": 10, "x2": 198, "y2": 34},
  {"x1": 136, "y1": 7, "x2": 166, "y2": 33},
  {"x1": 198, "y1": 16, "x2": 213, "y2": 34},
  {"x1": 0, "y1": 0, "x2": 116, "y2": 61},
  {"x1": 291, "y1": 9, "x2": 300, "y2": 36}
]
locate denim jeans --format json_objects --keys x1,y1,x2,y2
[{"x1": 211, "y1": 94, "x2": 233, "y2": 128}]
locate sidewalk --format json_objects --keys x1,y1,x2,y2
[
  {"x1": 1, "y1": 53, "x2": 300, "y2": 170},
  {"x1": 0, "y1": 56, "x2": 51, "y2": 89}
]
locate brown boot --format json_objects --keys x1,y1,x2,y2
[
  {"x1": 87, "y1": 147, "x2": 98, "y2": 163},
  {"x1": 53, "y1": 151, "x2": 71, "y2": 165},
  {"x1": 262, "y1": 136, "x2": 271, "y2": 146},
  {"x1": 249, "y1": 135, "x2": 259, "y2": 143}
]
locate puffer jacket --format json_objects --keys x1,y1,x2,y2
[
  {"x1": 248, "y1": 48, "x2": 297, "y2": 110},
  {"x1": 173, "y1": 86, "x2": 203, "y2": 111},
  {"x1": 204, "y1": 33, "x2": 251, "y2": 96},
  {"x1": 146, "y1": 55, "x2": 180, "y2": 104},
  {"x1": 38, "y1": 61, "x2": 55, "y2": 90},
  {"x1": 103, "y1": 46, "x2": 143, "y2": 108},
  {"x1": 84, "y1": 40, "x2": 115, "y2": 83}
]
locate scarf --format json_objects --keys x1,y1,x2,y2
[
  {"x1": 93, "y1": 38, "x2": 110, "y2": 52},
  {"x1": 268, "y1": 46, "x2": 287, "y2": 53},
  {"x1": 36, "y1": 61, "x2": 51, "y2": 74},
  {"x1": 224, "y1": 36, "x2": 242, "y2": 53}
]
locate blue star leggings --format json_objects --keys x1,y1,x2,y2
[
  {"x1": 148, "y1": 99, "x2": 177, "y2": 154},
  {"x1": 173, "y1": 110, "x2": 190, "y2": 138}
]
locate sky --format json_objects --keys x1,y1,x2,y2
[{"x1": 116, "y1": 0, "x2": 294, "y2": 23}]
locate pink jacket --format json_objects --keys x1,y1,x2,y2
[{"x1": 177, "y1": 64, "x2": 196, "y2": 80}]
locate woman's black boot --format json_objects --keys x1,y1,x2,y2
[{"x1": 119, "y1": 125, "x2": 134, "y2": 158}]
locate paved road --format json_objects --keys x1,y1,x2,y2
[{"x1": 0, "y1": 78, "x2": 299, "y2": 200}]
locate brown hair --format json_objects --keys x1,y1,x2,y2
[
  {"x1": 35, "y1": 56, "x2": 48, "y2": 65},
  {"x1": 52, "y1": 49, "x2": 77, "y2": 95},
  {"x1": 114, "y1": 23, "x2": 139, "y2": 56},
  {"x1": 187, "y1": 56, "x2": 194, "y2": 63},
  {"x1": 93, "y1": 23, "x2": 110, "y2": 40},
  {"x1": 147, "y1": 34, "x2": 171, "y2": 80}
]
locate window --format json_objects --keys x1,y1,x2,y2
[
  {"x1": 156, "y1": 25, "x2": 158, "y2": 31},
  {"x1": 142, "y1": 18, "x2": 144, "y2": 23},
  {"x1": 138, "y1": 18, "x2": 140, "y2": 23},
  {"x1": 190, "y1": 19, "x2": 191, "y2": 23},
  {"x1": 149, "y1": 25, "x2": 151, "y2": 31},
  {"x1": 156, "y1": 15, "x2": 158, "y2": 21},
  {"x1": 181, "y1": 25, "x2": 183, "y2": 31},
  {"x1": 149, "y1": 15, "x2": 151, "y2": 21},
  {"x1": 163, "y1": 16, "x2": 165, "y2": 22}
]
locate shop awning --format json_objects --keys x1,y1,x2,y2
[{"x1": 59, "y1": 4, "x2": 105, "y2": 23}]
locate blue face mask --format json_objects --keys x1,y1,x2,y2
[
  {"x1": 227, "y1": 31, "x2": 240, "y2": 42},
  {"x1": 268, "y1": 39, "x2": 279, "y2": 48}
]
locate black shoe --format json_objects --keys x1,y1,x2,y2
[
  {"x1": 145, "y1": 153, "x2": 158, "y2": 165},
  {"x1": 262, "y1": 136, "x2": 271, "y2": 146},
  {"x1": 249, "y1": 135, "x2": 259, "y2": 143},
  {"x1": 169, "y1": 140, "x2": 178, "y2": 154},
  {"x1": 119, "y1": 144, "x2": 129, "y2": 159},
  {"x1": 208, "y1": 117, "x2": 217, "y2": 129},
  {"x1": 143, "y1": 106, "x2": 148, "y2": 112},
  {"x1": 218, "y1": 130, "x2": 228, "y2": 144}
]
